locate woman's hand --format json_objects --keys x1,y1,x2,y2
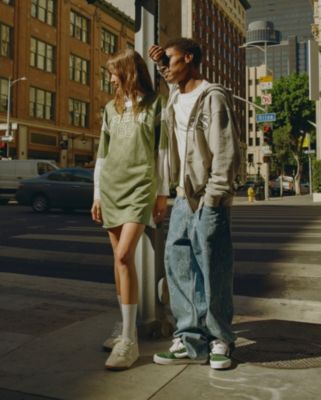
[
  {"x1": 153, "y1": 195, "x2": 168, "y2": 225},
  {"x1": 91, "y1": 199, "x2": 103, "y2": 224}
]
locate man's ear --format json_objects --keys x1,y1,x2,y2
[{"x1": 184, "y1": 53, "x2": 194, "y2": 64}]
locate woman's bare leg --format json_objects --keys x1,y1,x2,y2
[
  {"x1": 114, "y1": 222, "x2": 145, "y2": 304},
  {"x1": 108, "y1": 227, "x2": 122, "y2": 298},
  {"x1": 108, "y1": 223, "x2": 145, "y2": 341}
]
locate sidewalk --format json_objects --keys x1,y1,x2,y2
[
  {"x1": 1, "y1": 272, "x2": 321, "y2": 400},
  {"x1": 234, "y1": 193, "x2": 319, "y2": 206}
]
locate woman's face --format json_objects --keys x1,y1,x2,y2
[{"x1": 110, "y1": 71, "x2": 121, "y2": 92}]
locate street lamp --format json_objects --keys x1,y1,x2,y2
[
  {"x1": 241, "y1": 21, "x2": 281, "y2": 201},
  {"x1": 5, "y1": 76, "x2": 27, "y2": 158}
]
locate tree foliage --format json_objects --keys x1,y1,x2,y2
[
  {"x1": 268, "y1": 73, "x2": 316, "y2": 191},
  {"x1": 270, "y1": 73, "x2": 315, "y2": 135}
]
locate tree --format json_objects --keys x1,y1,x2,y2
[{"x1": 269, "y1": 73, "x2": 315, "y2": 194}]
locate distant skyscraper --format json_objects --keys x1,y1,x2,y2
[{"x1": 245, "y1": 0, "x2": 313, "y2": 78}]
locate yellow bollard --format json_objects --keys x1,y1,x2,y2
[{"x1": 247, "y1": 186, "x2": 255, "y2": 203}]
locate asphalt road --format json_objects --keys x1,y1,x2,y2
[
  {"x1": 0, "y1": 204, "x2": 113, "y2": 282},
  {"x1": 1, "y1": 201, "x2": 321, "y2": 288}
]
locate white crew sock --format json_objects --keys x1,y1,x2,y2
[
  {"x1": 121, "y1": 304, "x2": 137, "y2": 342},
  {"x1": 117, "y1": 295, "x2": 122, "y2": 315}
]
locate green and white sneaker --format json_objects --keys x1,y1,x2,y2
[
  {"x1": 209, "y1": 339, "x2": 233, "y2": 369},
  {"x1": 153, "y1": 338, "x2": 208, "y2": 365}
]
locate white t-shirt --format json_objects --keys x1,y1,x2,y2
[{"x1": 173, "y1": 80, "x2": 210, "y2": 187}]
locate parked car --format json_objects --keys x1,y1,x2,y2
[
  {"x1": 16, "y1": 168, "x2": 93, "y2": 213},
  {"x1": 269, "y1": 176, "x2": 295, "y2": 196},
  {"x1": 0, "y1": 159, "x2": 57, "y2": 203},
  {"x1": 300, "y1": 181, "x2": 310, "y2": 195}
]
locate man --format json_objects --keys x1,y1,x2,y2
[{"x1": 149, "y1": 38, "x2": 240, "y2": 370}]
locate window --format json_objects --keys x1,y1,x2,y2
[
  {"x1": 2, "y1": 0, "x2": 14, "y2": 5},
  {"x1": 0, "y1": 23, "x2": 12, "y2": 57},
  {"x1": 71, "y1": 169, "x2": 93, "y2": 183},
  {"x1": 255, "y1": 137, "x2": 260, "y2": 146},
  {"x1": 29, "y1": 87, "x2": 55, "y2": 121},
  {"x1": 31, "y1": 132, "x2": 57, "y2": 146},
  {"x1": 31, "y1": 0, "x2": 55, "y2": 26},
  {"x1": 100, "y1": 66, "x2": 112, "y2": 94},
  {"x1": 37, "y1": 161, "x2": 56, "y2": 174},
  {"x1": 0, "y1": 78, "x2": 9, "y2": 112},
  {"x1": 101, "y1": 28, "x2": 117, "y2": 54},
  {"x1": 30, "y1": 38, "x2": 55, "y2": 72},
  {"x1": 70, "y1": 10, "x2": 89, "y2": 43},
  {"x1": 69, "y1": 98, "x2": 89, "y2": 128},
  {"x1": 48, "y1": 170, "x2": 71, "y2": 182},
  {"x1": 249, "y1": 137, "x2": 253, "y2": 146},
  {"x1": 69, "y1": 54, "x2": 89, "y2": 84}
]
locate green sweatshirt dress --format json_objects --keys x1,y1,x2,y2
[{"x1": 97, "y1": 94, "x2": 167, "y2": 229}]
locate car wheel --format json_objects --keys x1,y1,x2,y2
[{"x1": 32, "y1": 194, "x2": 49, "y2": 213}]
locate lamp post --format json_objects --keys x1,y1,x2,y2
[
  {"x1": 5, "y1": 76, "x2": 27, "y2": 158},
  {"x1": 241, "y1": 21, "x2": 281, "y2": 200}
]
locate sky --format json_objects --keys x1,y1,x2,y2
[{"x1": 106, "y1": 0, "x2": 135, "y2": 19}]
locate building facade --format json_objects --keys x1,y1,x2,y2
[
  {"x1": 245, "y1": 64, "x2": 269, "y2": 179},
  {"x1": 181, "y1": 0, "x2": 250, "y2": 179},
  {"x1": 311, "y1": 0, "x2": 321, "y2": 159},
  {"x1": 246, "y1": 0, "x2": 313, "y2": 79},
  {"x1": 0, "y1": 0, "x2": 134, "y2": 165}
]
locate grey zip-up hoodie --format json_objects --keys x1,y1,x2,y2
[{"x1": 165, "y1": 82, "x2": 241, "y2": 212}]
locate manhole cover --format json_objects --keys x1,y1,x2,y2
[{"x1": 233, "y1": 337, "x2": 321, "y2": 369}]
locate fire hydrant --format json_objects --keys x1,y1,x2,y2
[{"x1": 247, "y1": 186, "x2": 255, "y2": 203}]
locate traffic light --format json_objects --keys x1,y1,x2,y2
[
  {"x1": 59, "y1": 139, "x2": 68, "y2": 150},
  {"x1": 0, "y1": 141, "x2": 6, "y2": 157},
  {"x1": 263, "y1": 124, "x2": 273, "y2": 145}
]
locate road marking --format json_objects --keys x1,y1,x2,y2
[
  {"x1": 0, "y1": 245, "x2": 113, "y2": 266},
  {"x1": 232, "y1": 231, "x2": 321, "y2": 238},
  {"x1": 234, "y1": 295, "x2": 321, "y2": 324},
  {"x1": 234, "y1": 242, "x2": 321, "y2": 251},
  {"x1": 234, "y1": 261, "x2": 321, "y2": 277},
  {"x1": 13, "y1": 234, "x2": 109, "y2": 244},
  {"x1": 232, "y1": 218, "x2": 321, "y2": 224},
  {"x1": 232, "y1": 224, "x2": 321, "y2": 230}
]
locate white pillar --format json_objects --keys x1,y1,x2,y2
[{"x1": 134, "y1": 2, "x2": 172, "y2": 338}]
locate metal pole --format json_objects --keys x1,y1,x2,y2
[
  {"x1": 6, "y1": 79, "x2": 11, "y2": 158},
  {"x1": 309, "y1": 154, "x2": 312, "y2": 195},
  {"x1": 263, "y1": 42, "x2": 270, "y2": 201}
]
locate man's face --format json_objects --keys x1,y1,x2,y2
[{"x1": 162, "y1": 47, "x2": 191, "y2": 84}]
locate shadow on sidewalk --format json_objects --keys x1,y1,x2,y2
[{"x1": 232, "y1": 319, "x2": 321, "y2": 369}]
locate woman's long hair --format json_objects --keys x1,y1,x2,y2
[{"x1": 107, "y1": 48, "x2": 155, "y2": 115}]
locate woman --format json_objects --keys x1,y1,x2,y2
[{"x1": 91, "y1": 49, "x2": 168, "y2": 370}]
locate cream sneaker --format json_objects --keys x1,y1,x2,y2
[
  {"x1": 102, "y1": 321, "x2": 122, "y2": 351},
  {"x1": 105, "y1": 338, "x2": 139, "y2": 370}
]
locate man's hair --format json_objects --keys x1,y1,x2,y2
[{"x1": 164, "y1": 37, "x2": 202, "y2": 67}]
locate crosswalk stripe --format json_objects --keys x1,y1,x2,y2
[
  {"x1": 234, "y1": 261, "x2": 321, "y2": 277},
  {"x1": 232, "y1": 224, "x2": 321, "y2": 230},
  {"x1": 232, "y1": 218, "x2": 321, "y2": 224},
  {"x1": 13, "y1": 234, "x2": 110, "y2": 244},
  {"x1": 0, "y1": 245, "x2": 113, "y2": 266},
  {"x1": 232, "y1": 231, "x2": 321, "y2": 238},
  {"x1": 234, "y1": 242, "x2": 321, "y2": 251},
  {"x1": 57, "y1": 227, "x2": 105, "y2": 232}
]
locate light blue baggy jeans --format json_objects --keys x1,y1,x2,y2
[{"x1": 165, "y1": 196, "x2": 236, "y2": 360}]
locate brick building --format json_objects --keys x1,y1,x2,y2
[
  {"x1": 181, "y1": 0, "x2": 250, "y2": 179},
  {"x1": 0, "y1": 0, "x2": 134, "y2": 165}
]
